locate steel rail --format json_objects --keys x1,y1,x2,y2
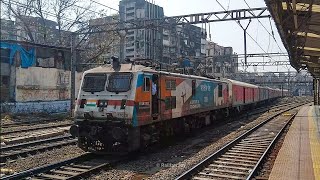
[
  {"x1": 2, "y1": 153, "x2": 125, "y2": 180},
  {"x1": 246, "y1": 113, "x2": 296, "y2": 179},
  {"x1": 175, "y1": 102, "x2": 306, "y2": 180},
  {"x1": 1, "y1": 135, "x2": 73, "y2": 151},
  {"x1": 0, "y1": 138, "x2": 77, "y2": 163},
  {"x1": 64, "y1": 158, "x2": 123, "y2": 180},
  {"x1": 1, "y1": 118, "x2": 64, "y2": 128},
  {"x1": 1, "y1": 153, "x2": 93, "y2": 180},
  {"x1": 0, "y1": 123, "x2": 72, "y2": 135}
]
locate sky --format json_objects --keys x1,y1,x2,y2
[{"x1": 97, "y1": 0, "x2": 294, "y2": 72}]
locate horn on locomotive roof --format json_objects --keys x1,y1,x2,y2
[{"x1": 111, "y1": 56, "x2": 120, "y2": 69}]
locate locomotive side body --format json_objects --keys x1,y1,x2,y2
[{"x1": 157, "y1": 73, "x2": 229, "y2": 121}]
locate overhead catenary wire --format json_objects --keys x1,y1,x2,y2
[
  {"x1": 243, "y1": 0, "x2": 286, "y2": 55},
  {"x1": 1, "y1": 0, "x2": 83, "y2": 25},
  {"x1": 214, "y1": 0, "x2": 280, "y2": 65}
]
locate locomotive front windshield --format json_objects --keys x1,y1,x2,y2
[
  {"x1": 82, "y1": 73, "x2": 107, "y2": 92},
  {"x1": 107, "y1": 73, "x2": 133, "y2": 92}
]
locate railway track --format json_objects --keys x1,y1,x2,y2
[
  {"x1": 0, "y1": 123, "x2": 72, "y2": 136},
  {"x1": 0, "y1": 99, "x2": 308, "y2": 179},
  {"x1": 0, "y1": 135, "x2": 77, "y2": 163},
  {"x1": 1, "y1": 153, "x2": 124, "y2": 180},
  {"x1": 1, "y1": 118, "x2": 65, "y2": 129},
  {"x1": 175, "y1": 103, "x2": 305, "y2": 180}
]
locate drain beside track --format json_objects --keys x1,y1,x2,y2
[{"x1": 176, "y1": 103, "x2": 305, "y2": 180}]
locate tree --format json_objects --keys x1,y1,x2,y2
[
  {"x1": 1, "y1": 0, "x2": 120, "y2": 63},
  {"x1": 80, "y1": 14, "x2": 120, "y2": 64}
]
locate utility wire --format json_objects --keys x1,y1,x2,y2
[
  {"x1": 215, "y1": 0, "x2": 279, "y2": 64},
  {"x1": 243, "y1": 0, "x2": 286, "y2": 55},
  {"x1": 1, "y1": 0, "x2": 76, "y2": 23},
  {"x1": 1, "y1": 0, "x2": 116, "y2": 30}
]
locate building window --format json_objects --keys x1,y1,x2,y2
[
  {"x1": 126, "y1": 48, "x2": 134, "y2": 53},
  {"x1": 126, "y1": 36, "x2": 134, "y2": 42},
  {"x1": 127, "y1": 31, "x2": 134, "y2": 35},
  {"x1": 126, "y1": 7, "x2": 134, "y2": 11},
  {"x1": 1, "y1": 76, "x2": 9, "y2": 87},
  {"x1": 126, "y1": 12, "x2": 135, "y2": 17},
  {"x1": 216, "y1": 67, "x2": 221, "y2": 73},
  {"x1": 166, "y1": 80, "x2": 176, "y2": 90},
  {"x1": 144, "y1": 77, "x2": 150, "y2": 91},
  {"x1": 218, "y1": 84, "x2": 223, "y2": 97}
]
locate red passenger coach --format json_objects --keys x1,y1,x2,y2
[{"x1": 226, "y1": 79, "x2": 259, "y2": 106}]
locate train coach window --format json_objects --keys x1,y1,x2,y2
[
  {"x1": 218, "y1": 84, "x2": 222, "y2": 97},
  {"x1": 192, "y1": 80, "x2": 196, "y2": 96},
  {"x1": 172, "y1": 96, "x2": 176, "y2": 109},
  {"x1": 171, "y1": 80, "x2": 176, "y2": 90},
  {"x1": 144, "y1": 77, "x2": 150, "y2": 91},
  {"x1": 82, "y1": 73, "x2": 107, "y2": 92},
  {"x1": 166, "y1": 80, "x2": 176, "y2": 90},
  {"x1": 165, "y1": 96, "x2": 176, "y2": 110},
  {"x1": 165, "y1": 97, "x2": 171, "y2": 110}
]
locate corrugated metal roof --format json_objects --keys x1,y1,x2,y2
[{"x1": 265, "y1": 0, "x2": 320, "y2": 77}]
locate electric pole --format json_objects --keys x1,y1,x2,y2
[
  {"x1": 238, "y1": 19, "x2": 251, "y2": 71},
  {"x1": 70, "y1": 32, "x2": 76, "y2": 117}
]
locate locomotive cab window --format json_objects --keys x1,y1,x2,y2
[
  {"x1": 218, "y1": 84, "x2": 223, "y2": 97},
  {"x1": 82, "y1": 73, "x2": 107, "y2": 92},
  {"x1": 107, "y1": 73, "x2": 133, "y2": 93},
  {"x1": 144, "y1": 77, "x2": 150, "y2": 92}
]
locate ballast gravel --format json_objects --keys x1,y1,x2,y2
[
  {"x1": 2, "y1": 145, "x2": 84, "y2": 173},
  {"x1": 89, "y1": 97, "x2": 311, "y2": 180}
]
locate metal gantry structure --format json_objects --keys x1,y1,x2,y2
[{"x1": 79, "y1": 7, "x2": 270, "y2": 34}]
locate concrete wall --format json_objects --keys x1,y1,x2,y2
[
  {"x1": 1, "y1": 100, "x2": 70, "y2": 114},
  {"x1": 15, "y1": 67, "x2": 83, "y2": 102},
  {"x1": 0, "y1": 67, "x2": 83, "y2": 113},
  {"x1": 15, "y1": 67, "x2": 70, "y2": 102}
]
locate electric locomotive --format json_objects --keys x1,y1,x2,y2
[{"x1": 70, "y1": 58, "x2": 286, "y2": 154}]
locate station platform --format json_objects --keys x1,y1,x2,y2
[{"x1": 269, "y1": 105, "x2": 320, "y2": 180}]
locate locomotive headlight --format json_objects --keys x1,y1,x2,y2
[
  {"x1": 120, "y1": 99, "x2": 127, "y2": 109},
  {"x1": 97, "y1": 100, "x2": 108, "y2": 107}
]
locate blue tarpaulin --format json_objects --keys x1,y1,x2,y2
[
  {"x1": 182, "y1": 58, "x2": 191, "y2": 68},
  {"x1": 0, "y1": 42, "x2": 35, "y2": 68}
]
